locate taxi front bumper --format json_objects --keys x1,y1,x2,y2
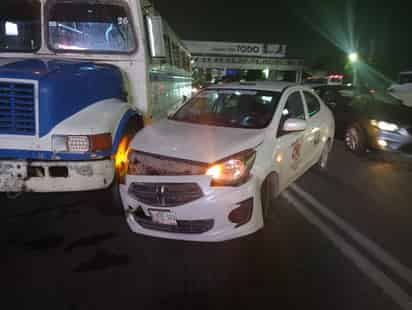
[
  {"x1": 0, "y1": 159, "x2": 115, "y2": 192},
  {"x1": 120, "y1": 175, "x2": 264, "y2": 242}
]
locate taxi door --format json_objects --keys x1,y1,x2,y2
[
  {"x1": 274, "y1": 89, "x2": 309, "y2": 190},
  {"x1": 301, "y1": 90, "x2": 324, "y2": 168}
]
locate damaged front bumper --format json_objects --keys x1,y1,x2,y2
[{"x1": 0, "y1": 159, "x2": 115, "y2": 192}]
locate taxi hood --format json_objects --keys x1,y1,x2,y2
[{"x1": 130, "y1": 120, "x2": 265, "y2": 163}]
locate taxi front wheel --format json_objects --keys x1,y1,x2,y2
[
  {"x1": 316, "y1": 140, "x2": 331, "y2": 171},
  {"x1": 260, "y1": 173, "x2": 278, "y2": 222}
]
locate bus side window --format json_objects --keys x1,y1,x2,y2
[
  {"x1": 186, "y1": 53, "x2": 191, "y2": 71},
  {"x1": 163, "y1": 34, "x2": 171, "y2": 64},
  {"x1": 180, "y1": 50, "x2": 186, "y2": 69},
  {"x1": 171, "y1": 42, "x2": 178, "y2": 67}
]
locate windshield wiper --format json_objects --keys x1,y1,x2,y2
[{"x1": 113, "y1": 22, "x2": 126, "y2": 41}]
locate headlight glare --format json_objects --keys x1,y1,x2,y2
[
  {"x1": 206, "y1": 150, "x2": 256, "y2": 186},
  {"x1": 370, "y1": 120, "x2": 399, "y2": 132},
  {"x1": 206, "y1": 159, "x2": 246, "y2": 184}
]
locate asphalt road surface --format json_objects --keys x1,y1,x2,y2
[{"x1": 1, "y1": 141, "x2": 412, "y2": 310}]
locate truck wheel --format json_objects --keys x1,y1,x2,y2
[
  {"x1": 109, "y1": 176, "x2": 123, "y2": 211},
  {"x1": 109, "y1": 116, "x2": 142, "y2": 212},
  {"x1": 345, "y1": 124, "x2": 367, "y2": 155}
]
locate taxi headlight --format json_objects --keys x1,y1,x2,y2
[
  {"x1": 206, "y1": 149, "x2": 256, "y2": 186},
  {"x1": 127, "y1": 149, "x2": 256, "y2": 187},
  {"x1": 370, "y1": 120, "x2": 399, "y2": 132}
]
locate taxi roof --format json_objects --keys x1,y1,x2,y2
[{"x1": 207, "y1": 81, "x2": 298, "y2": 93}]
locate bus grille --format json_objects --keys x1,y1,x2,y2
[{"x1": 0, "y1": 81, "x2": 36, "y2": 135}]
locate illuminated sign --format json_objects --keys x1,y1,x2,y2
[
  {"x1": 193, "y1": 56, "x2": 303, "y2": 66},
  {"x1": 184, "y1": 41, "x2": 287, "y2": 58}
]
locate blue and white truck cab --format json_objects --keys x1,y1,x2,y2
[{"x1": 0, "y1": 0, "x2": 192, "y2": 195}]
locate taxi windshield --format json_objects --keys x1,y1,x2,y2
[
  {"x1": 172, "y1": 89, "x2": 281, "y2": 129},
  {"x1": 47, "y1": 2, "x2": 136, "y2": 53},
  {"x1": 0, "y1": 0, "x2": 41, "y2": 52}
]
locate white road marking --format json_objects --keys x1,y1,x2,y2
[
  {"x1": 290, "y1": 183, "x2": 412, "y2": 287},
  {"x1": 282, "y1": 190, "x2": 412, "y2": 310}
]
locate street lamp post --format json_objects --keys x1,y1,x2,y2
[{"x1": 348, "y1": 52, "x2": 358, "y2": 86}]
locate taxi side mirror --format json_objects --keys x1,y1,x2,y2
[
  {"x1": 282, "y1": 118, "x2": 307, "y2": 132},
  {"x1": 167, "y1": 109, "x2": 176, "y2": 119}
]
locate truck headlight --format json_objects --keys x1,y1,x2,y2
[
  {"x1": 67, "y1": 136, "x2": 90, "y2": 153},
  {"x1": 206, "y1": 149, "x2": 256, "y2": 186},
  {"x1": 52, "y1": 134, "x2": 112, "y2": 153},
  {"x1": 370, "y1": 120, "x2": 399, "y2": 132}
]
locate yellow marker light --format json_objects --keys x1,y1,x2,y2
[
  {"x1": 377, "y1": 139, "x2": 388, "y2": 147},
  {"x1": 115, "y1": 136, "x2": 130, "y2": 170},
  {"x1": 276, "y1": 154, "x2": 283, "y2": 163}
]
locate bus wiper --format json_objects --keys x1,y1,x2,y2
[{"x1": 113, "y1": 22, "x2": 126, "y2": 41}]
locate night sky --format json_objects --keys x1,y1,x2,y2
[{"x1": 156, "y1": 0, "x2": 412, "y2": 80}]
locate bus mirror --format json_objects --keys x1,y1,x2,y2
[{"x1": 146, "y1": 15, "x2": 166, "y2": 58}]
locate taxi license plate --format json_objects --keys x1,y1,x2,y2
[{"x1": 149, "y1": 209, "x2": 177, "y2": 226}]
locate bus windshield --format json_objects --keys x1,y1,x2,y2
[
  {"x1": 48, "y1": 2, "x2": 136, "y2": 53},
  {"x1": 0, "y1": 0, "x2": 41, "y2": 52}
]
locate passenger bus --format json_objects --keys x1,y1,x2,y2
[{"x1": 0, "y1": 0, "x2": 192, "y2": 200}]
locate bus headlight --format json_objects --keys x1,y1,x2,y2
[
  {"x1": 52, "y1": 134, "x2": 112, "y2": 153},
  {"x1": 67, "y1": 136, "x2": 90, "y2": 153}
]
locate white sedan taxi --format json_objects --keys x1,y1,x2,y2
[{"x1": 120, "y1": 81, "x2": 335, "y2": 242}]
